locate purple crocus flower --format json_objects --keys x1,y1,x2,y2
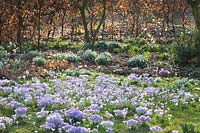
[
  {"x1": 138, "y1": 115, "x2": 151, "y2": 123},
  {"x1": 68, "y1": 126, "x2": 88, "y2": 133},
  {"x1": 101, "y1": 121, "x2": 114, "y2": 128},
  {"x1": 0, "y1": 117, "x2": 13, "y2": 125},
  {"x1": 41, "y1": 113, "x2": 64, "y2": 130},
  {"x1": 127, "y1": 74, "x2": 140, "y2": 81},
  {"x1": 7, "y1": 101, "x2": 24, "y2": 109},
  {"x1": 65, "y1": 108, "x2": 84, "y2": 120},
  {"x1": 123, "y1": 119, "x2": 138, "y2": 127},
  {"x1": 136, "y1": 106, "x2": 148, "y2": 114},
  {"x1": 113, "y1": 108, "x2": 128, "y2": 118},
  {"x1": 159, "y1": 68, "x2": 170, "y2": 76},
  {"x1": 150, "y1": 126, "x2": 163, "y2": 132},
  {"x1": 36, "y1": 108, "x2": 49, "y2": 119},
  {"x1": 89, "y1": 114, "x2": 103, "y2": 124},
  {"x1": 106, "y1": 128, "x2": 113, "y2": 133},
  {"x1": 0, "y1": 123, "x2": 6, "y2": 129},
  {"x1": 14, "y1": 107, "x2": 28, "y2": 118},
  {"x1": 62, "y1": 123, "x2": 74, "y2": 131}
]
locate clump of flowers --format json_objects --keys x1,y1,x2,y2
[
  {"x1": 14, "y1": 107, "x2": 28, "y2": 118},
  {"x1": 138, "y1": 115, "x2": 151, "y2": 123},
  {"x1": 62, "y1": 123, "x2": 74, "y2": 131},
  {"x1": 101, "y1": 121, "x2": 114, "y2": 128},
  {"x1": 7, "y1": 100, "x2": 24, "y2": 109},
  {"x1": 136, "y1": 106, "x2": 148, "y2": 114},
  {"x1": 88, "y1": 114, "x2": 103, "y2": 124},
  {"x1": 0, "y1": 123, "x2": 6, "y2": 130},
  {"x1": 123, "y1": 119, "x2": 138, "y2": 128},
  {"x1": 0, "y1": 117, "x2": 13, "y2": 128},
  {"x1": 150, "y1": 126, "x2": 163, "y2": 132},
  {"x1": 36, "y1": 108, "x2": 49, "y2": 119},
  {"x1": 0, "y1": 117, "x2": 13, "y2": 125},
  {"x1": 65, "y1": 108, "x2": 84, "y2": 120},
  {"x1": 68, "y1": 126, "x2": 88, "y2": 133},
  {"x1": 159, "y1": 68, "x2": 170, "y2": 76},
  {"x1": 41, "y1": 113, "x2": 64, "y2": 131},
  {"x1": 37, "y1": 94, "x2": 53, "y2": 107},
  {"x1": 126, "y1": 74, "x2": 140, "y2": 81},
  {"x1": 101, "y1": 121, "x2": 114, "y2": 132},
  {"x1": 113, "y1": 108, "x2": 128, "y2": 118}
]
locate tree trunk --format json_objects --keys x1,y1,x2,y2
[
  {"x1": 46, "y1": 14, "x2": 53, "y2": 41},
  {"x1": 79, "y1": 0, "x2": 106, "y2": 46},
  {"x1": 61, "y1": 18, "x2": 64, "y2": 37},
  {"x1": 16, "y1": 0, "x2": 23, "y2": 53},
  {"x1": 61, "y1": 11, "x2": 66, "y2": 37},
  {"x1": 102, "y1": 22, "x2": 105, "y2": 39},
  {"x1": 187, "y1": 0, "x2": 200, "y2": 30},
  {"x1": 187, "y1": 0, "x2": 200, "y2": 63},
  {"x1": 0, "y1": 15, "x2": 2, "y2": 46},
  {"x1": 52, "y1": 23, "x2": 56, "y2": 39},
  {"x1": 79, "y1": 0, "x2": 90, "y2": 44},
  {"x1": 91, "y1": 0, "x2": 106, "y2": 46},
  {"x1": 37, "y1": 1, "x2": 42, "y2": 50},
  {"x1": 71, "y1": 19, "x2": 74, "y2": 42}
]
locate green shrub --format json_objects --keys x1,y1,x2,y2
[
  {"x1": 49, "y1": 53, "x2": 65, "y2": 60},
  {"x1": 47, "y1": 39, "x2": 69, "y2": 49},
  {"x1": 174, "y1": 43, "x2": 195, "y2": 66},
  {"x1": 50, "y1": 52, "x2": 80, "y2": 63},
  {"x1": 11, "y1": 59, "x2": 22, "y2": 73},
  {"x1": 108, "y1": 41, "x2": 121, "y2": 52},
  {"x1": 181, "y1": 123, "x2": 195, "y2": 133},
  {"x1": 0, "y1": 62, "x2": 3, "y2": 69},
  {"x1": 33, "y1": 56, "x2": 45, "y2": 66},
  {"x1": 113, "y1": 48, "x2": 120, "y2": 54},
  {"x1": 128, "y1": 45, "x2": 140, "y2": 56},
  {"x1": 143, "y1": 51, "x2": 151, "y2": 59},
  {"x1": 82, "y1": 49, "x2": 97, "y2": 63},
  {"x1": 95, "y1": 52, "x2": 112, "y2": 65},
  {"x1": 25, "y1": 50, "x2": 41, "y2": 60},
  {"x1": 134, "y1": 38, "x2": 147, "y2": 46},
  {"x1": 96, "y1": 41, "x2": 108, "y2": 51},
  {"x1": 0, "y1": 46, "x2": 8, "y2": 69},
  {"x1": 65, "y1": 53, "x2": 80, "y2": 63},
  {"x1": 128, "y1": 55, "x2": 147, "y2": 68},
  {"x1": 149, "y1": 44, "x2": 163, "y2": 52},
  {"x1": 21, "y1": 41, "x2": 33, "y2": 53},
  {"x1": 140, "y1": 44, "x2": 151, "y2": 52},
  {"x1": 0, "y1": 46, "x2": 7, "y2": 61},
  {"x1": 194, "y1": 32, "x2": 200, "y2": 64},
  {"x1": 173, "y1": 32, "x2": 197, "y2": 66},
  {"x1": 84, "y1": 43, "x2": 92, "y2": 50},
  {"x1": 159, "y1": 53, "x2": 169, "y2": 60}
]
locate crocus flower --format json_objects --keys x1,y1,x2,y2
[
  {"x1": 65, "y1": 108, "x2": 84, "y2": 120},
  {"x1": 150, "y1": 126, "x2": 163, "y2": 132},
  {"x1": 14, "y1": 107, "x2": 28, "y2": 118},
  {"x1": 123, "y1": 119, "x2": 138, "y2": 127},
  {"x1": 88, "y1": 114, "x2": 103, "y2": 124}
]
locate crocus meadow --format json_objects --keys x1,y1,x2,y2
[{"x1": 0, "y1": 72, "x2": 198, "y2": 132}]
